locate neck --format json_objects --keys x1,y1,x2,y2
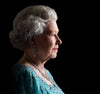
[{"x1": 23, "y1": 50, "x2": 47, "y2": 70}]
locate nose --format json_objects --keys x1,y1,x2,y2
[{"x1": 56, "y1": 35, "x2": 62, "y2": 45}]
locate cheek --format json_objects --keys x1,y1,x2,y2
[
  {"x1": 46, "y1": 37, "x2": 55, "y2": 48},
  {"x1": 36, "y1": 35, "x2": 56, "y2": 52},
  {"x1": 42, "y1": 38, "x2": 55, "y2": 53}
]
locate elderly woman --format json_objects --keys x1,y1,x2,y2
[{"x1": 9, "y1": 5, "x2": 64, "y2": 94}]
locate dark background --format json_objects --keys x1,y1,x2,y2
[{"x1": 1, "y1": 0, "x2": 96, "y2": 94}]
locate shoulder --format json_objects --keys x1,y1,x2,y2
[
  {"x1": 12, "y1": 63, "x2": 33, "y2": 72},
  {"x1": 11, "y1": 63, "x2": 36, "y2": 78},
  {"x1": 11, "y1": 64, "x2": 40, "y2": 94}
]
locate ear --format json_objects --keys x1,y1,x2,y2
[{"x1": 28, "y1": 36, "x2": 35, "y2": 47}]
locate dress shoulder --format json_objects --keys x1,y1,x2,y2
[
  {"x1": 12, "y1": 64, "x2": 33, "y2": 78},
  {"x1": 12, "y1": 63, "x2": 34, "y2": 72},
  {"x1": 11, "y1": 64, "x2": 39, "y2": 94}
]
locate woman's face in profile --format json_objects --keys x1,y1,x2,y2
[{"x1": 35, "y1": 20, "x2": 62, "y2": 61}]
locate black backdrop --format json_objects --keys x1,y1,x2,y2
[{"x1": 1, "y1": 0, "x2": 94, "y2": 94}]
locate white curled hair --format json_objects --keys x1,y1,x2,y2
[{"x1": 9, "y1": 5, "x2": 58, "y2": 50}]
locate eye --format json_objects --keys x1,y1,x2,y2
[
  {"x1": 48, "y1": 32, "x2": 55, "y2": 36},
  {"x1": 51, "y1": 33, "x2": 55, "y2": 36}
]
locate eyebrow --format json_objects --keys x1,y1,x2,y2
[{"x1": 46, "y1": 28, "x2": 59, "y2": 34}]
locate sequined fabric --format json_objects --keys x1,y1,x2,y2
[{"x1": 11, "y1": 64, "x2": 64, "y2": 94}]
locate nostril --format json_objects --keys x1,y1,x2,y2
[
  {"x1": 58, "y1": 37, "x2": 62, "y2": 45},
  {"x1": 59, "y1": 38, "x2": 62, "y2": 45},
  {"x1": 56, "y1": 37, "x2": 62, "y2": 45}
]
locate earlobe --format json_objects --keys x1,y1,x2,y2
[
  {"x1": 31, "y1": 36, "x2": 35, "y2": 42},
  {"x1": 31, "y1": 41, "x2": 34, "y2": 46},
  {"x1": 31, "y1": 36, "x2": 36, "y2": 46},
  {"x1": 28, "y1": 36, "x2": 35, "y2": 47}
]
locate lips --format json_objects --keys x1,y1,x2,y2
[{"x1": 53, "y1": 48, "x2": 58, "y2": 50}]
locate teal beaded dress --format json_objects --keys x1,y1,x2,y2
[{"x1": 11, "y1": 64, "x2": 64, "y2": 94}]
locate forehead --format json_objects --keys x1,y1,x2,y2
[{"x1": 46, "y1": 20, "x2": 59, "y2": 33}]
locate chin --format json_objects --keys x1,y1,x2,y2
[
  {"x1": 47, "y1": 52, "x2": 57, "y2": 59},
  {"x1": 51, "y1": 54, "x2": 57, "y2": 59}
]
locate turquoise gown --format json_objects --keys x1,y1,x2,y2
[{"x1": 11, "y1": 64, "x2": 65, "y2": 94}]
